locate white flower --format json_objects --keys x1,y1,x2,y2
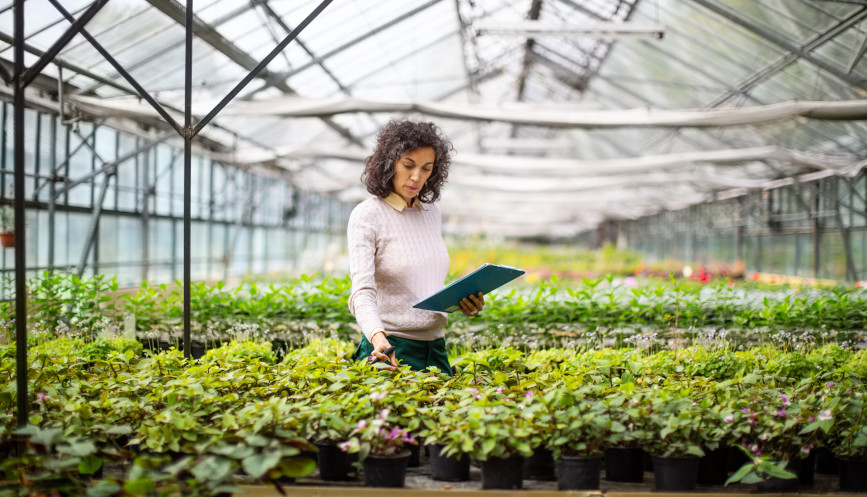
[{"x1": 818, "y1": 409, "x2": 832, "y2": 422}]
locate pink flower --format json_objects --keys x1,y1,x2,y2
[
  {"x1": 496, "y1": 387, "x2": 504, "y2": 394},
  {"x1": 36, "y1": 393, "x2": 47, "y2": 402},
  {"x1": 370, "y1": 391, "x2": 386, "y2": 402},
  {"x1": 355, "y1": 420, "x2": 367, "y2": 431},
  {"x1": 778, "y1": 409, "x2": 786, "y2": 416},
  {"x1": 379, "y1": 408, "x2": 390, "y2": 421},
  {"x1": 524, "y1": 391, "x2": 534, "y2": 400},
  {"x1": 724, "y1": 414, "x2": 734, "y2": 423},
  {"x1": 818, "y1": 409, "x2": 832, "y2": 421}
]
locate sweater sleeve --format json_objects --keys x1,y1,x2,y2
[{"x1": 347, "y1": 205, "x2": 385, "y2": 342}]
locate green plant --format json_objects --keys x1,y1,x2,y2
[
  {"x1": 725, "y1": 444, "x2": 798, "y2": 486},
  {"x1": 0, "y1": 205, "x2": 13, "y2": 233},
  {"x1": 339, "y1": 408, "x2": 416, "y2": 460}
]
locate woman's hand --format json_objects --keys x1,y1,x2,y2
[
  {"x1": 459, "y1": 292, "x2": 485, "y2": 317},
  {"x1": 370, "y1": 332, "x2": 397, "y2": 371}
]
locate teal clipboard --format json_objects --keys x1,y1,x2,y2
[{"x1": 413, "y1": 263, "x2": 525, "y2": 313}]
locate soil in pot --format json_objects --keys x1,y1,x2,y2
[
  {"x1": 604, "y1": 446, "x2": 644, "y2": 483},
  {"x1": 697, "y1": 446, "x2": 729, "y2": 485},
  {"x1": 836, "y1": 455, "x2": 867, "y2": 492},
  {"x1": 316, "y1": 442, "x2": 358, "y2": 481},
  {"x1": 524, "y1": 446, "x2": 556, "y2": 481},
  {"x1": 652, "y1": 455, "x2": 700, "y2": 491},
  {"x1": 556, "y1": 455, "x2": 603, "y2": 490},
  {"x1": 480, "y1": 455, "x2": 524, "y2": 489},
  {"x1": 363, "y1": 450, "x2": 410, "y2": 488},
  {"x1": 428, "y1": 444, "x2": 470, "y2": 481}
]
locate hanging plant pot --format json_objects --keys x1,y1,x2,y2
[
  {"x1": 836, "y1": 455, "x2": 867, "y2": 492},
  {"x1": 524, "y1": 446, "x2": 556, "y2": 481},
  {"x1": 652, "y1": 455, "x2": 699, "y2": 491},
  {"x1": 604, "y1": 446, "x2": 644, "y2": 482},
  {"x1": 556, "y1": 455, "x2": 602, "y2": 490},
  {"x1": 363, "y1": 450, "x2": 410, "y2": 488},
  {"x1": 480, "y1": 454, "x2": 524, "y2": 489},
  {"x1": 316, "y1": 442, "x2": 358, "y2": 481},
  {"x1": 428, "y1": 444, "x2": 470, "y2": 481},
  {"x1": 0, "y1": 232, "x2": 13, "y2": 248},
  {"x1": 697, "y1": 446, "x2": 729, "y2": 485}
]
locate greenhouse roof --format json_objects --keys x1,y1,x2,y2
[{"x1": 1, "y1": 0, "x2": 866, "y2": 238}]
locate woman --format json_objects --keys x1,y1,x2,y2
[{"x1": 347, "y1": 119, "x2": 484, "y2": 374}]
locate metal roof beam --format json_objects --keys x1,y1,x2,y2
[
  {"x1": 690, "y1": 0, "x2": 867, "y2": 91},
  {"x1": 243, "y1": 0, "x2": 447, "y2": 100},
  {"x1": 144, "y1": 0, "x2": 363, "y2": 146}
]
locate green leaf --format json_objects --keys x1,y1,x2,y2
[
  {"x1": 725, "y1": 463, "x2": 756, "y2": 486},
  {"x1": 123, "y1": 479, "x2": 155, "y2": 495},
  {"x1": 279, "y1": 456, "x2": 317, "y2": 478},
  {"x1": 242, "y1": 450, "x2": 282, "y2": 478},
  {"x1": 759, "y1": 461, "x2": 797, "y2": 479},
  {"x1": 78, "y1": 455, "x2": 103, "y2": 475}
]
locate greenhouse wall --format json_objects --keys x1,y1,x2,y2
[
  {"x1": 613, "y1": 169, "x2": 867, "y2": 282},
  {"x1": 0, "y1": 101, "x2": 352, "y2": 291}
]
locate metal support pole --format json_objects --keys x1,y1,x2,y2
[
  {"x1": 813, "y1": 186, "x2": 822, "y2": 278},
  {"x1": 13, "y1": 0, "x2": 27, "y2": 429},
  {"x1": 182, "y1": 0, "x2": 193, "y2": 359},
  {"x1": 76, "y1": 173, "x2": 113, "y2": 277},
  {"x1": 48, "y1": 114, "x2": 56, "y2": 270},
  {"x1": 192, "y1": 0, "x2": 334, "y2": 136}
]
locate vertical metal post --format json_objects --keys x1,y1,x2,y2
[
  {"x1": 13, "y1": 0, "x2": 27, "y2": 428},
  {"x1": 813, "y1": 186, "x2": 822, "y2": 278},
  {"x1": 48, "y1": 114, "x2": 56, "y2": 271},
  {"x1": 183, "y1": 0, "x2": 193, "y2": 359},
  {"x1": 141, "y1": 145, "x2": 150, "y2": 283}
]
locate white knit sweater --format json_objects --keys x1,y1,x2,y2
[{"x1": 347, "y1": 194, "x2": 450, "y2": 342}]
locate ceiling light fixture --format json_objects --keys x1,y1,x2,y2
[{"x1": 475, "y1": 20, "x2": 665, "y2": 40}]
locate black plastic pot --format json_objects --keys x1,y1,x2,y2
[
  {"x1": 653, "y1": 455, "x2": 700, "y2": 491},
  {"x1": 316, "y1": 442, "x2": 358, "y2": 481},
  {"x1": 524, "y1": 446, "x2": 556, "y2": 480},
  {"x1": 428, "y1": 444, "x2": 470, "y2": 481},
  {"x1": 697, "y1": 446, "x2": 729, "y2": 485},
  {"x1": 604, "y1": 446, "x2": 644, "y2": 482},
  {"x1": 837, "y1": 455, "x2": 867, "y2": 492},
  {"x1": 816, "y1": 447, "x2": 838, "y2": 474},
  {"x1": 190, "y1": 342, "x2": 206, "y2": 360},
  {"x1": 363, "y1": 450, "x2": 410, "y2": 488},
  {"x1": 480, "y1": 455, "x2": 524, "y2": 489},
  {"x1": 798, "y1": 450, "x2": 816, "y2": 486},
  {"x1": 556, "y1": 455, "x2": 602, "y2": 490},
  {"x1": 407, "y1": 440, "x2": 421, "y2": 467}
]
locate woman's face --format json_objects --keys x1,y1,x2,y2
[{"x1": 392, "y1": 146, "x2": 435, "y2": 207}]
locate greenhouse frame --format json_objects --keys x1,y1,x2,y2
[{"x1": 1, "y1": 0, "x2": 867, "y2": 495}]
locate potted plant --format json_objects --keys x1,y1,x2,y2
[
  {"x1": 644, "y1": 391, "x2": 705, "y2": 491},
  {"x1": 601, "y1": 387, "x2": 653, "y2": 483},
  {"x1": 546, "y1": 392, "x2": 611, "y2": 490},
  {"x1": 298, "y1": 396, "x2": 362, "y2": 481},
  {"x1": 460, "y1": 389, "x2": 537, "y2": 490},
  {"x1": 339, "y1": 408, "x2": 416, "y2": 488},
  {"x1": 0, "y1": 205, "x2": 13, "y2": 248},
  {"x1": 820, "y1": 379, "x2": 867, "y2": 491},
  {"x1": 418, "y1": 403, "x2": 473, "y2": 482}
]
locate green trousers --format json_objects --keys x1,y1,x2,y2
[{"x1": 353, "y1": 335, "x2": 453, "y2": 376}]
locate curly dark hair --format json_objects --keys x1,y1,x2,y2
[{"x1": 361, "y1": 119, "x2": 453, "y2": 204}]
